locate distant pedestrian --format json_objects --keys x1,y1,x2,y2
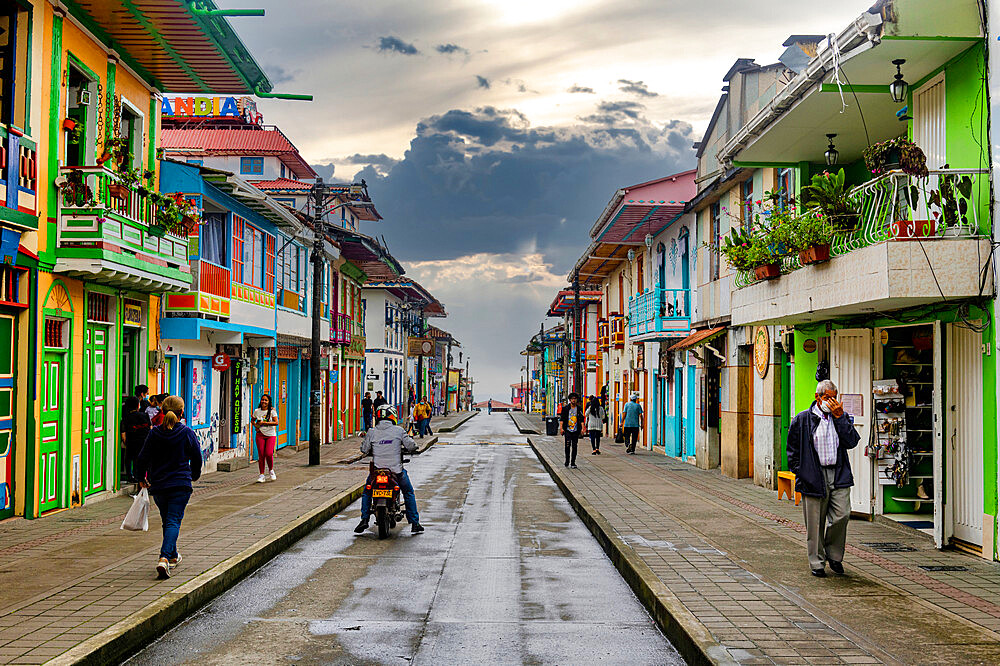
[
  {"x1": 560, "y1": 392, "x2": 582, "y2": 468},
  {"x1": 487, "y1": 399, "x2": 492, "y2": 415},
  {"x1": 135, "y1": 395, "x2": 202, "y2": 579},
  {"x1": 362, "y1": 392, "x2": 374, "y2": 432},
  {"x1": 418, "y1": 397, "x2": 433, "y2": 437},
  {"x1": 621, "y1": 393, "x2": 643, "y2": 454},
  {"x1": 787, "y1": 379, "x2": 860, "y2": 578},
  {"x1": 373, "y1": 391, "x2": 387, "y2": 412},
  {"x1": 135, "y1": 384, "x2": 150, "y2": 412},
  {"x1": 147, "y1": 393, "x2": 169, "y2": 426},
  {"x1": 252, "y1": 394, "x2": 279, "y2": 483},
  {"x1": 585, "y1": 396, "x2": 607, "y2": 455},
  {"x1": 120, "y1": 396, "x2": 150, "y2": 483}
]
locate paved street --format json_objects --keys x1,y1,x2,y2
[{"x1": 124, "y1": 413, "x2": 681, "y2": 665}]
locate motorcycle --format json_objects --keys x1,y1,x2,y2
[{"x1": 366, "y1": 464, "x2": 407, "y2": 539}]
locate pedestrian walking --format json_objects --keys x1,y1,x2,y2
[
  {"x1": 135, "y1": 395, "x2": 202, "y2": 579},
  {"x1": 362, "y1": 392, "x2": 374, "y2": 432},
  {"x1": 120, "y1": 396, "x2": 150, "y2": 483},
  {"x1": 560, "y1": 392, "x2": 582, "y2": 468},
  {"x1": 252, "y1": 394, "x2": 279, "y2": 483},
  {"x1": 585, "y1": 396, "x2": 607, "y2": 455},
  {"x1": 418, "y1": 397, "x2": 433, "y2": 437},
  {"x1": 373, "y1": 390, "x2": 387, "y2": 412},
  {"x1": 621, "y1": 393, "x2": 644, "y2": 453},
  {"x1": 487, "y1": 399, "x2": 492, "y2": 415},
  {"x1": 413, "y1": 399, "x2": 428, "y2": 438},
  {"x1": 787, "y1": 379, "x2": 860, "y2": 577}
]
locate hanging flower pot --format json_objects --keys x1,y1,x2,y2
[
  {"x1": 99, "y1": 150, "x2": 112, "y2": 164},
  {"x1": 798, "y1": 244, "x2": 831, "y2": 265},
  {"x1": 108, "y1": 182, "x2": 129, "y2": 200},
  {"x1": 754, "y1": 262, "x2": 781, "y2": 281},
  {"x1": 62, "y1": 118, "x2": 77, "y2": 131}
]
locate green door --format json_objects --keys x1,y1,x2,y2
[
  {"x1": 82, "y1": 324, "x2": 108, "y2": 496},
  {"x1": 40, "y1": 349, "x2": 68, "y2": 513},
  {"x1": 0, "y1": 313, "x2": 16, "y2": 519}
]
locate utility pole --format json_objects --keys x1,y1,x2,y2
[
  {"x1": 308, "y1": 178, "x2": 327, "y2": 466},
  {"x1": 573, "y1": 273, "x2": 582, "y2": 396}
]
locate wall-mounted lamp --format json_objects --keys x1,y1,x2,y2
[
  {"x1": 644, "y1": 233, "x2": 653, "y2": 248},
  {"x1": 824, "y1": 133, "x2": 839, "y2": 166},
  {"x1": 889, "y1": 59, "x2": 908, "y2": 104},
  {"x1": 627, "y1": 249, "x2": 636, "y2": 262}
]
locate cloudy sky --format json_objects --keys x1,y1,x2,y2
[{"x1": 218, "y1": 0, "x2": 874, "y2": 400}]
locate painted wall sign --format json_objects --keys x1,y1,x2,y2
[
  {"x1": 161, "y1": 95, "x2": 263, "y2": 124},
  {"x1": 123, "y1": 302, "x2": 143, "y2": 327},
  {"x1": 212, "y1": 353, "x2": 230, "y2": 371},
  {"x1": 802, "y1": 338, "x2": 817, "y2": 353},
  {"x1": 407, "y1": 338, "x2": 435, "y2": 357},
  {"x1": 230, "y1": 358, "x2": 243, "y2": 435},
  {"x1": 753, "y1": 326, "x2": 770, "y2": 379}
]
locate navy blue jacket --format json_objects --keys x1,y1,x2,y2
[
  {"x1": 786, "y1": 403, "x2": 860, "y2": 497},
  {"x1": 135, "y1": 423, "x2": 203, "y2": 493}
]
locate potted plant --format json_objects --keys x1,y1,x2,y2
[
  {"x1": 58, "y1": 168, "x2": 95, "y2": 207},
  {"x1": 862, "y1": 137, "x2": 929, "y2": 178},
  {"x1": 101, "y1": 136, "x2": 132, "y2": 169},
  {"x1": 62, "y1": 118, "x2": 77, "y2": 131},
  {"x1": 788, "y1": 211, "x2": 835, "y2": 264},
  {"x1": 800, "y1": 169, "x2": 862, "y2": 232},
  {"x1": 898, "y1": 166, "x2": 975, "y2": 238}
]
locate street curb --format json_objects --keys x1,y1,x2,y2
[
  {"x1": 528, "y1": 436, "x2": 736, "y2": 666},
  {"x1": 49, "y1": 482, "x2": 366, "y2": 666},
  {"x1": 508, "y1": 411, "x2": 540, "y2": 434},
  {"x1": 437, "y1": 411, "x2": 476, "y2": 432}
]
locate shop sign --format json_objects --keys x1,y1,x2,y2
[
  {"x1": 753, "y1": 326, "x2": 770, "y2": 379},
  {"x1": 230, "y1": 358, "x2": 243, "y2": 434},
  {"x1": 319, "y1": 355, "x2": 329, "y2": 370},
  {"x1": 802, "y1": 338, "x2": 817, "y2": 353},
  {"x1": 123, "y1": 302, "x2": 143, "y2": 327},
  {"x1": 407, "y1": 337, "x2": 435, "y2": 356},
  {"x1": 212, "y1": 352, "x2": 230, "y2": 371},
  {"x1": 161, "y1": 95, "x2": 262, "y2": 124}
]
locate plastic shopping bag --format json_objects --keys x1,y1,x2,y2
[{"x1": 121, "y1": 487, "x2": 149, "y2": 532}]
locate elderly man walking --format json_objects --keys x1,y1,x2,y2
[{"x1": 787, "y1": 379, "x2": 861, "y2": 577}]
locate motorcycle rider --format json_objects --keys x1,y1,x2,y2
[{"x1": 355, "y1": 404, "x2": 424, "y2": 534}]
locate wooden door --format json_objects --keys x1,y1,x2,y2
[
  {"x1": 40, "y1": 348, "x2": 68, "y2": 513},
  {"x1": 0, "y1": 313, "x2": 15, "y2": 518},
  {"x1": 82, "y1": 324, "x2": 109, "y2": 496},
  {"x1": 947, "y1": 324, "x2": 984, "y2": 547}
]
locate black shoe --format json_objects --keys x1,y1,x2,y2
[
  {"x1": 595, "y1": 450, "x2": 601, "y2": 455},
  {"x1": 828, "y1": 561, "x2": 845, "y2": 575},
  {"x1": 811, "y1": 568, "x2": 827, "y2": 577},
  {"x1": 570, "y1": 464, "x2": 578, "y2": 469},
  {"x1": 565, "y1": 462, "x2": 569, "y2": 467},
  {"x1": 354, "y1": 520, "x2": 369, "y2": 534},
  {"x1": 411, "y1": 523, "x2": 424, "y2": 534}
]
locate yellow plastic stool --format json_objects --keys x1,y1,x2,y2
[{"x1": 777, "y1": 471, "x2": 801, "y2": 506}]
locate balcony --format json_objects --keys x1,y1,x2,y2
[
  {"x1": 597, "y1": 319, "x2": 609, "y2": 351},
  {"x1": 0, "y1": 127, "x2": 39, "y2": 228},
  {"x1": 628, "y1": 287, "x2": 691, "y2": 341},
  {"x1": 164, "y1": 260, "x2": 230, "y2": 317},
  {"x1": 731, "y1": 168, "x2": 992, "y2": 326},
  {"x1": 55, "y1": 166, "x2": 191, "y2": 292},
  {"x1": 331, "y1": 312, "x2": 351, "y2": 344},
  {"x1": 609, "y1": 314, "x2": 625, "y2": 348}
]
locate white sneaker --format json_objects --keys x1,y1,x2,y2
[
  {"x1": 257, "y1": 474, "x2": 266, "y2": 483},
  {"x1": 269, "y1": 470, "x2": 277, "y2": 481}
]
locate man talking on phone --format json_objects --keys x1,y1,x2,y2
[{"x1": 786, "y1": 379, "x2": 861, "y2": 578}]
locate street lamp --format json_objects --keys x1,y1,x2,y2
[{"x1": 889, "y1": 59, "x2": 908, "y2": 104}]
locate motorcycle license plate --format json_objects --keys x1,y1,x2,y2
[{"x1": 372, "y1": 489, "x2": 393, "y2": 498}]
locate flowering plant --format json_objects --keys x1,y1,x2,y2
[
  {"x1": 712, "y1": 189, "x2": 796, "y2": 270},
  {"x1": 800, "y1": 168, "x2": 861, "y2": 230},
  {"x1": 786, "y1": 210, "x2": 836, "y2": 251},
  {"x1": 862, "y1": 136, "x2": 928, "y2": 178}
]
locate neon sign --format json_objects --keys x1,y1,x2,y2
[{"x1": 161, "y1": 96, "x2": 263, "y2": 124}]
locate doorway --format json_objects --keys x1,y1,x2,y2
[
  {"x1": 947, "y1": 324, "x2": 984, "y2": 549},
  {"x1": 121, "y1": 327, "x2": 140, "y2": 403},
  {"x1": 831, "y1": 328, "x2": 873, "y2": 516},
  {"x1": 40, "y1": 318, "x2": 70, "y2": 513},
  {"x1": 82, "y1": 321, "x2": 109, "y2": 496}
]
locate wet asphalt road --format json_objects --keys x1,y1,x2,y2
[{"x1": 125, "y1": 413, "x2": 681, "y2": 665}]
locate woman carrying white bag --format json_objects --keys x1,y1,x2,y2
[
  {"x1": 133, "y1": 395, "x2": 203, "y2": 579},
  {"x1": 121, "y1": 487, "x2": 150, "y2": 531}
]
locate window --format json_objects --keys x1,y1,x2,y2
[
  {"x1": 280, "y1": 163, "x2": 286, "y2": 179},
  {"x1": 741, "y1": 178, "x2": 754, "y2": 233},
  {"x1": 186, "y1": 159, "x2": 203, "y2": 166},
  {"x1": 240, "y1": 157, "x2": 264, "y2": 175},
  {"x1": 776, "y1": 168, "x2": 794, "y2": 211},
  {"x1": 118, "y1": 104, "x2": 142, "y2": 169},
  {"x1": 710, "y1": 203, "x2": 721, "y2": 280},
  {"x1": 0, "y1": 4, "x2": 29, "y2": 130},
  {"x1": 233, "y1": 217, "x2": 273, "y2": 290},
  {"x1": 201, "y1": 212, "x2": 227, "y2": 267}
]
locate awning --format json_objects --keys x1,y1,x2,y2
[{"x1": 668, "y1": 326, "x2": 726, "y2": 351}]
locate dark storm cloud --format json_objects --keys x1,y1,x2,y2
[
  {"x1": 475, "y1": 75, "x2": 491, "y2": 89},
  {"x1": 618, "y1": 79, "x2": 658, "y2": 97},
  {"x1": 343, "y1": 153, "x2": 400, "y2": 167},
  {"x1": 499, "y1": 273, "x2": 545, "y2": 284},
  {"x1": 377, "y1": 36, "x2": 419, "y2": 55},
  {"x1": 436, "y1": 43, "x2": 469, "y2": 55},
  {"x1": 310, "y1": 163, "x2": 335, "y2": 180},
  {"x1": 353, "y1": 105, "x2": 695, "y2": 273},
  {"x1": 567, "y1": 85, "x2": 595, "y2": 94}
]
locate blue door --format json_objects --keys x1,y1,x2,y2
[
  {"x1": 673, "y1": 367, "x2": 683, "y2": 457},
  {"x1": 686, "y1": 365, "x2": 696, "y2": 458}
]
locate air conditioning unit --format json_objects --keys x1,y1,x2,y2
[{"x1": 77, "y1": 89, "x2": 91, "y2": 106}]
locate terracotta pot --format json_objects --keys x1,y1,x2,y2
[
  {"x1": 798, "y1": 244, "x2": 831, "y2": 265},
  {"x1": 891, "y1": 219, "x2": 936, "y2": 240},
  {"x1": 62, "y1": 118, "x2": 77, "y2": 131},
  {"x1": 754, "y1": 262, "x2": 781, "y2": 281},
  {"x1": 108, "y1": 183, "x2": 129, "y2": 200},
  {"x1": 99, "y1": 150, "x2": 112, "y2": 164}
]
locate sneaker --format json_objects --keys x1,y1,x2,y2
[
  {"x1": 156, "y1": 558, "x2": 170, "y2": 579},
  {"x1": 595, "y1": 450, "x2": 601, "y2": 455},
  {"x1": 591, "y1": 450, "x2": 598, "y2": 455},
  {"x1": 269, "y1": 469, "x2": 277, "y2": 481},
  {"x1": 411, "y1": 523, "x2": 425, "y2": 534},
  {"x1": 168, "y1": 553, "x2": 182, "y2": 569},
  {"x1": 570, "y1": 464, "x2": 578, "y2": 469},
  {"x1": 257, "y1": 474, "x2": 266, "y2": 483},
  {"x1": 354, "y1": 520, "x2": 369, "y2": 534}
]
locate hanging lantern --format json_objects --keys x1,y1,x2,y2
[
  {"x1": 627, "y1": 249, "x2": 636, "y2": 262},
  {"x1": 644, "y1": 233, "x2": 653, "y2": 248},
  {"x1": 889, "y1": 59, "x2": 908, "y2": 104},
  {"x1": 824, "y1": 133, "x2": 839, "y2": 166}
]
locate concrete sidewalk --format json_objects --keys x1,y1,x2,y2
[
  {"x1": 0, "y1": 412, "x2": 472, "y2": 665},
  {"x1": 531, "y1": 431, "x2": 1000, "y2": 665}
]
